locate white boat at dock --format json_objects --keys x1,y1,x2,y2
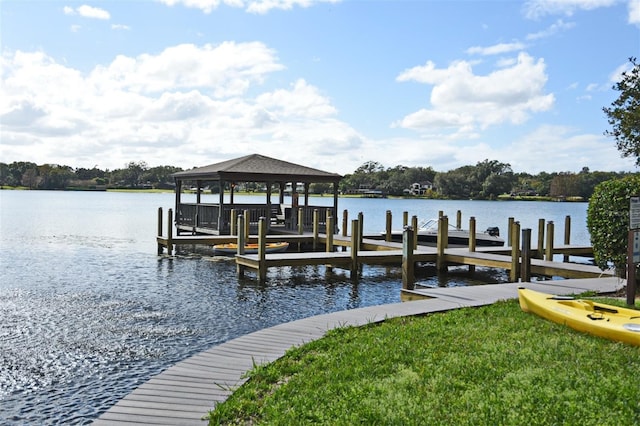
[{"x1": 384, "y1": 219, "x2": 504, "y2": 247}]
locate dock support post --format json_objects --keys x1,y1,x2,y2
[
  {"x1": 507, "y1": 217, "x2": 514, "y2": 246},
  {"x1": 313, "y1": 209, "x2": 319, "y2": 250},
  {"x1": 468, "y1": 217, "x2": 476, "y2": 273},
  {"x1": 236, "y1": 215, "x2": 246, "y2": 278},
  {"x1": 536, "y1": 218, "x2": 545, "y2": 259},
  {"x1": 411, "y1": 215, "x2": 418, "y2": 249},
  {"x1": 436, "y1": 215, "x2": 448, "y2": 272},
  {"x1": 456, "y1": 210, "x2": 462, "y2": 229},
  {"x1": 230, "y1": 209, "x2": 237, "y2": 235},
  {"x1": 326, "y1": 216, "x2": 334, "y2": 252},
  {"x1": 385, "y1": 210, "x2": 392, "y2": 242},
  {"x1": 298, "y1": 208, "x2": 304, "y2": 235},
  {"x1": 358, "y1": 212, "x2": 364, "y2": 251},
  {"x1": 258, "y1": 217, "x2": 267, "y2": 282},
  {"x1": 521, "y1": 228, "x2": 531, "y2": 282},
  {"x1": 402, "y1": 227, "x2": 415, "y2": 290},
  {"x1": 244, "y1": 209, "x2": 250, "y2": 240},
  {"x1": 342, "y1": 210, "x2": 348, "y2": 237},
  {"x1": 563, "y1": 215, "x2": 571, "y2": 262},
  {"x1": 545, "y1": 221, "x2": 555, "y2": 261},
  {"x1": 403, "y1": 211, "x2": 408, "y2": 228},
  {"x1": 510, "y1": 221, "x2": 520, "y2": 282},
  {"x1": 157, "y1": 207, "x2": 163, "y2": 255},
  {"x1": 350, "y1": 219, "x2": 359, "y2": 279},
  {"x1": 167, "y1": 208, "x2": 173, "y2": 256}
]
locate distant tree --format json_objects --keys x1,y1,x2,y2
[
  {"x1": 587, "y1": 174, "x2": 640, "y2": 277},
  {"x1": 603, "y1": 57, "x2": 640, "y2": 166}
]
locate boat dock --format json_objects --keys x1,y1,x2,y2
[{"x1": 93, "y1": 276, "x2": 625, "y2": 425}]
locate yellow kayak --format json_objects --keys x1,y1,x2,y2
[
  {"x1": 213, "y1": 241, "x2": 289, "y2": 255},
  {"x1": 518, "y1": 287, "x2": 640, "y2": 346}
]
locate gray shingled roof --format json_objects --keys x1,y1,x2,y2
[{"x1": 172, "y1": 153, "x2": 342, "y2": 183}]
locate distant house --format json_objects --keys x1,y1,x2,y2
[{"x1": 404, "y1": 181, "x2": 433, "y2": 196}]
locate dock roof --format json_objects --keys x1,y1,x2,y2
[{"x1": 172, "y1": 153, "x2": 342, "y2": 183}]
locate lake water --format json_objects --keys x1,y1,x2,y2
[{"x1": 0, "y1": 190, "x2": 590, "y2": 424}]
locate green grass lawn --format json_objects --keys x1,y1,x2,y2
[{"x1": 209, "y1": 299, "x2": 640, "y2": 425}]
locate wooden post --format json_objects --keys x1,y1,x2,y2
[
  {"x1": 627, "y1": 229, "x2": 636, "y2": 306},
  {"x1": 236, "y1": 214, "x2": 246, "y2": 278},
  {"x1": 510, "y1": 221, "x2": 520, "y2": 282},
  {"x1": 313, "y1": 209, "x2": 319, "y2": 250},
  {"x1": 537, "y1": 218, "x2": 545, "y2": 259},
  {"x1": 521, "y1": 228, "x2": 531, "y2": 282},
  {"x1": 258, "y1": 217, "x2": 267, "y2": 282},
  {"x1": 298, "y1": 207, "x2": 304, "y2": 235},
  {"x1": 342, "y1": 209, "x2": 348, "y2": 237},
  {"x1": 244, "y1": 209, "x2": 250, "y2": 240},
  {"x1": 167, "y1": 208, "x2": 173, "y2": 256},
  {"x1": 411, "y1": 215, "x2": 418, "y2": 249},
  {"x1": 402, "y1": 211, "x2": 408, "y2": 228},
  {"x1": 326, "y1": 216, "x2": 334, "y2": 252},
  {"x1": 563, "y1": 215, "x2": 571, "y2": 262},
  {"x1": 456, "y1": 210, "x2": 462, "y2": 229},
  {"x1": 507, "y1": 217, "x2": 514, "y2": 246},
  {"x1": 545, "y1": 221, "x2": 555, "y2": 261},
  {"x1": 157, "y1": 207, "x2": 163, "y2": 255},
  {"x1": 402, "y1": 227, "x2": 415, "y2": 290},
  {"x1": 357, "y1": 212, "x2": 364, "y2": 251},
  {"x1": 438, "y1": 210, "x2": 444, "y2": 219},
  {"x1": 350, "y1": 219, "x2": 359, "y2": 278},
  {"x1": 468, "y1": 216, "x2": 476, "y2": 273},
  {"x1": 436, "y1": 215, "x2": 448, "y2": 272},
  {"x1": 385, "y1": 210, "x2": 392, "y2": 242},
  {"x1": 230, "y1": 209, "x2": 237, "y2": 235}
]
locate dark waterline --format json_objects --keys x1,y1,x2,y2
[{"x1": 0, "y1": 191, "x2": 588, "y2": 424}]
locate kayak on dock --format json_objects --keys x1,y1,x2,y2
[
  {"x1": 213, "y1": 241, "x2": 289, "y2": 255},
  {"x1": 518, "y1": 287, "x2": 640, "y2": 346}
]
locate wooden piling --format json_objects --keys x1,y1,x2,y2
[
  {"x1": 385, "y1": 210, "x2": 392, "y2": 242},
  {"x1": 157, "y1": 207, "x2": 163, "y2": 255},
  {"x1": 521, "y1": 228, "x2": 531, "y2": 282},
  {"x1": 402, "y1": 211, "x2": 408, "y2": 228},
  {"x1": 357, "y1": 212, "x2": 364, "y2": 251},
  {"x1": 536, "y1": 218, "x2": 545, "y2": 259},
  {"x1": 243, "y1": 209, "x2": 250, "y2": 240},
  {"x1": 166, "y1": 208, "x2": 173, "y2": 255},
  {"x1": 563, "y1": 215, "x2": 571, "y2": 262},
  {"x1": 236, "y1": 215, "x2": 246, "y2": 277},
  {"x1": 298, "y1": 207, "x2": 304, "y2": 235},
  {"x1": 411, "y1": 215, "x2": 418, "y2": 249},
  {"x1": 350, "y1": 219, "x2": 359, "y2": 277},
  {"x1": 402, "y1": 227, "x2": 415, "y2": 290},
  {"x1": 342, "y1": 209, "x2": 348, "y2": 237},
  {"x1": 258, "y1": 217, "x2": 267, "y2": 282},
  {"x1": 326, "y1": 216, "x2": 334, "y2": 252},
  {"x1": 313, "y1": 209, "x2": 319, "y2": 250},
  {"x1": 456, "y1": 210, "x2": 462, "y2": 229},
  {"x1": 468, "y1": 216, "x2": 476, "y2": 273},
  {"x1": 436, "y1": 215, "x2": 448, "y2": 272},
  {"x1": 230, "y1": 209, "x2": 237, "y2": 235},
  {"x1": 507, "y1": 217, "x2": 514, "y2": 246},
  {"x1": 510, "y1": 221, "x2": 520, "y2": 282},
  {"x1": 545, "y1": 221, "x2": 555, "y2": 261}
]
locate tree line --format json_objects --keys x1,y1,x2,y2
[{"x1": 0, "y1": 158, "x2": 633, "y2": 200}]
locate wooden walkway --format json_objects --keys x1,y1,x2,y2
[{"x1": 93, "y1": 276, "x2": 624, "y2": 425}]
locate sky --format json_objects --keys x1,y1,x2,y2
[{"x1": 1, "y1": 0, "x2": 639, "y2": 175}]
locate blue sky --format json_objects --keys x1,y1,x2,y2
[{"x1": 1, "y1": 0, "x2": 639, "y2": 175}]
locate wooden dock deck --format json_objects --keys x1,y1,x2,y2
[{"x1": 93, "y1": 276, "x2": 625, "y2": 425}]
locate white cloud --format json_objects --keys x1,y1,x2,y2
[
  {"x1": 157, "y1": 0, "x2": 340, "y2": 14},
  {"x1": 64, "y1": 4, "x2": 111, "y2": 19},
  {"x1": 630, "y1": 0, "x2": 640, "y2": 24},
  {"x1": 111, "y1": 24, "x2": 131, "y2": 31},
  {"x1": 394, "y1": 53, "x2": 555, "y2": 133},
  {"x1": 526, "y1": 19, "x2": 575, "y2": 40},
  {"x1": 523, "y1": 0, "x2": 617, "y2": 19},
  {"x1": 0, "y1": 44, "x2": 363, "y2": 174},
  {"x1": 466, "y1": 42, "x2": 526, "y2": 56}
]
